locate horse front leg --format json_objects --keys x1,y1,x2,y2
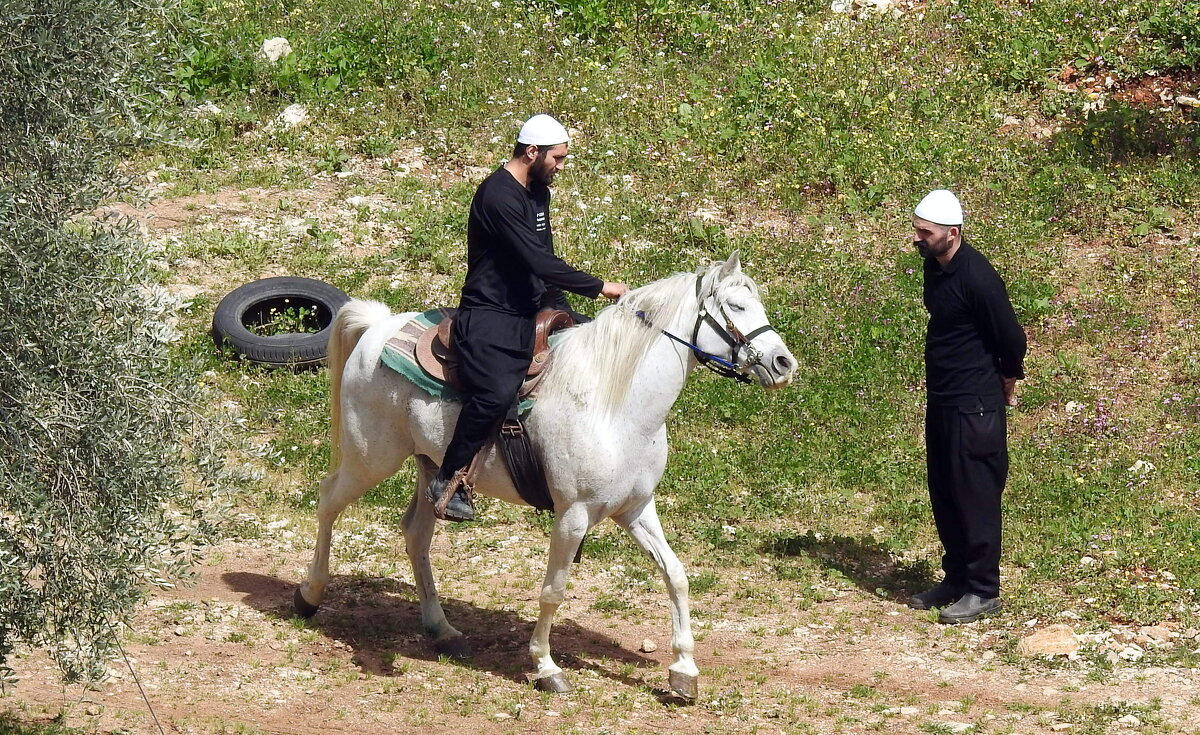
[
  {"x1": 615, "y1": 499, "x2": 699, "y2": 701},
  {"x1": 529, "y1": 504, "x2": 589, "y2": 693},
  {"x1": 403, "y1": 457, "x2": 471, "y2": 659}
]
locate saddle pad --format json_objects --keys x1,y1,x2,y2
[
  {"x1": 380, "y1": 308, "x2": 464, "y2": 401},
  {"x1": 379, "y1": 308, "x2": 535, "y2": 413}
]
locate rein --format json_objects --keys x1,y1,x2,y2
[{"x1": 635, "y1": 274, "x2": 777, "y2": 385}]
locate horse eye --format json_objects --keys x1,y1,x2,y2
[{"x1": 729, "y1": 303, "x2": 745, "y2": 312}]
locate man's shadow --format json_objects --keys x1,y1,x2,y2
[
  {"x1": 223, "y1": 571, "x2": 660, "y2": 691},
  {"x1": 761, "y1": 530, "x2": 935, "y2": 600}
]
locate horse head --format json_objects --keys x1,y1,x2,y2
[{"x1": 692, "y1": 252, "x2": 797, "y2": 390}]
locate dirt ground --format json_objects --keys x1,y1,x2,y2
[{"x1": 4, "y1": 513, "x2": 1199, "y2": 735}]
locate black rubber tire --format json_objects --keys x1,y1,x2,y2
[{"x1": 212, "y1": 276, "x2": 351, "y2": 368}]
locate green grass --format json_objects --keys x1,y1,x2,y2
[{"x1": 149, "y1": 0, "x2": 1200, "y2": 653}]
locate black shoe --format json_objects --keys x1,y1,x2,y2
[
  {"x1": 424, "y1": 475, "x2": 475, "y2": 522},
  {"x1": 907, "y1": 581, "x2": 964, "y2": 610},
  {"x1": 937, "y1": 593, "x2": 1003, "y2": 624}
]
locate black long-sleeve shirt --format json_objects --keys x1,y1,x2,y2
[
  {"x1": 458, "y1": 167, "x2": 603, "y2": 316},
  {"x1": 923, "y1": 241, "x2": 1027, "y2": 409}
]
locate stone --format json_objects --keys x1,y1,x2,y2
[
  {"x1": 278, "y1": 104, "x2": 308, "y2": 130},
  {"x1": 937, "y1": 723, "x2": 973, "y2": 734},
  {"x1": 260, "y1": 37, "x2": 293, "y2": 64},
  {"x1": 85, "y1": 704, "x2": 103, "y2": 716},
  {"x1": 1176, "y1": 95, "x2": 1200, "y2": 108},
  {"x1": 1117, "y1": 714, "x2": 1142, "y2": 727},
  {"x1": 1138, "y1": 625, "x2": 1172, "y2": 643},
  {"x1": 193, "y1": 101, "x2": 222, "y2": 118},
  {"x1": 639, "y1": 638, "x2": 658, "y2": 653},
  {"x1": 1050, "y1": 725, "x2": 1074, "y2": 732},
  {"x1": 1118, "y1": 644, "x2": 1145, "y2": 661},
  {"x1": 1018, "y1": 624, "x2": 1078, "y2": 657}
]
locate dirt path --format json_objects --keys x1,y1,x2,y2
[{"x1": 4, "y1": 514, "x2": 1198, "y2": 735}]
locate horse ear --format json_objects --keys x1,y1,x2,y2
[{"x1": 718, "y1": 251, "x2": 741, "y2": 279}]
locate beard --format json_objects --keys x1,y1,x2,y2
[
  {"x1": 529, "y1": 152, "x2": 556, "y2": 187},
  {"x1": 914, "y1": 238, "x2": 951, "y2": 259}
]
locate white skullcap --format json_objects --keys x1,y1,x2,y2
[
  {"x1": 914, "y1": 189, "x2": 963, "y2": 226},
  {"x1": 517, "y1": 114, "x2": 569, "y2": 146}
]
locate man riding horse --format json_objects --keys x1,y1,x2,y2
[{"x1": 424, "y1": 113, "x2": 629, "y2": 522}]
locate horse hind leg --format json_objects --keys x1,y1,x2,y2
[
  {"x1": 615, "y1": 500, "x2": 699, "y2": 702},
  {"x1": 295, "y1": 465, "x2": 371, "y2": 616},
  {"x1": 402, "y1": 456, "x2": 471, "y2": 660}
]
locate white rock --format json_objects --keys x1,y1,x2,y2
[
  {"x1": 1051, "y1": 725, "x2": 1075, "y2": 732},
  {"x1": 193, "y1": 101, "x2": 222, "y2": 117},
  {"x1": 284, "y1": 218, "x2": 309, "y2": 236},
  {"x1": 1176, "y1": 95, "x2": 1200, "y2": 108},
  {"x1": 938, "y1": 723, "x2": 973, "y2": 734},
  {"x1": 1117, "y1": 714, "x2": 1142, "y2": 727},
  {"x1": 639, "y1": 638, "x2": 658, "y2": 653},
  {"x1": 1128, "y1": 459, "x2": 1155, "y2": 475},
  {"x1": 260, "y1": 37, "x2": 293, "y2": 64},
  {"x1": 278, "y1": 104, "x2": 308, "y2": 130},
  {"x1": 1119, "y1": 644, "x2": 1145, "y2": 661},
  {"x1": 345, "y1": 196, "x2": 369, "y2": 207}
]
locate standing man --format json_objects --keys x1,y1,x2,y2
[
  {"x1": 907, "y1": 189, "x2": 1027, "y2": 624},
  {"x1": 424, "y1": 114, "x2": 628, "y2": 522}
]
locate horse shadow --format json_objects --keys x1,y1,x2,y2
[
  {"x1": 223, "y1": 571, "x2": 660, "y2": 691},
  {"x1": 760, "y1": 530, "x2": 936, "y2": 600}
]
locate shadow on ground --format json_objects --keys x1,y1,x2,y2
[
  {"x1": 761, "y1": 530, "x2": 936, "y2": 600},
  {"x1": 223, "y1": 571, "x2": 661, "y2": 693}
]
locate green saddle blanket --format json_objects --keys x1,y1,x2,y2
[{"x1": 379, "y1": 308, "x2": 534, "y2": 413}]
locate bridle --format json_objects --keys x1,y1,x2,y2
[{"x1": 636, "y1": 274, "x2": 777, "y2": 385}]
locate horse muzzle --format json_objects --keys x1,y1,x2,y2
[{"x1": 751, "y1": 348, "x2": 797, "y2": 390}]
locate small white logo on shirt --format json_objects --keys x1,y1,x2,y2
[{"x1": 535, "y1": 209, "x2": 547, "y2": 232}]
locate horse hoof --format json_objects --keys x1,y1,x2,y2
[
  {"x1": 668, "y1": 670, "x2": 699, "y2": 702},
  {"x1": 434, "y1": 636, "x2": 473, "y2": 661},
  {"x1": 533, "y1": 673, "x2": 572, "y2": 693},
  {"x1": 293, "y1": 587, "x2": 320, "y2": 618}
]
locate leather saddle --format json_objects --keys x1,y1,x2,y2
[{"x1": 415, "y1": 308, "x2": 575, "y2": 396}]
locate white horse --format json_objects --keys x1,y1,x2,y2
[{"x1": 294, "y1": 253, "x2": 797, "y2": 700}]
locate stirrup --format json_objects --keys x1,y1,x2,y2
[{"x1": 432, "y1": 468, "x2": 475, "y2": 521}]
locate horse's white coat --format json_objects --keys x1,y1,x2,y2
[{"x1": 296, "y1": 254, "x2": 797, "y2": 693}]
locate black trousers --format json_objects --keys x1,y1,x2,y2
[
  {"x1": 439, "y1": 308, "x2": 534, "y2": 478},
  {"x1": 925, "y1": 403, "x2": 1009, "y2": 598}
]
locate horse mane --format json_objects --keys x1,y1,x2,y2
[{"x1": 539, "y1": 263, "x2": 759, "y2": 421}]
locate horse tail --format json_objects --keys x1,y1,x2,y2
[{"x1": 326, "y1": 299, "x2": 393, "y2": 471}]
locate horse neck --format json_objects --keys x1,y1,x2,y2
[
  {"x1": 618, "y1": 308, "x2": 700, "y2": 432},
  {"x1": 538, "y1": 272, "x2": 701, "y2": 425}
]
